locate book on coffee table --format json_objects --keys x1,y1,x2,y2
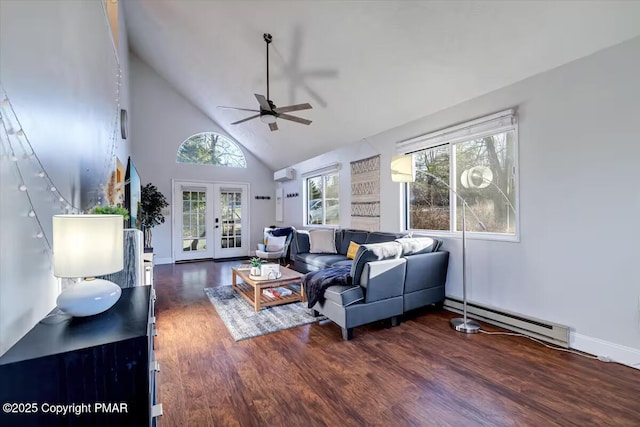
[{"x1": 262, "y1": 287, "x2": 293, "y2": 298}]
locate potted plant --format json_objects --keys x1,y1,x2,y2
[
  {"x1": 140, "y1": 183, "x2": 169, "y2": 249},
  {"x1": 91, "y1": 205, "x2": 130, "y2": 224},
  {"x1": 250, "y1": 257, "x2": 262, "y2": 276}
]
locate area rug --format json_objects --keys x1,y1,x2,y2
[
  {"x1": 204, "y1": 285, "x2": 326, "y2": 341},
  {"x1": 351, "y1": 154, "x2": 381, "y2": 231}
]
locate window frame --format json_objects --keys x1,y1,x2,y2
[
  {"x1": 176, "y1": 132, "x2": 247, "y2": 168},
  {"x1": 303, "y1": 168, "x2": 340, "y2": 228},
  {"x1": 400, "y1": 110, "x2": 520, "y2": 243}
]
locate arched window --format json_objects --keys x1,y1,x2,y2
[{"x1": 177, "y1": 132, "x2": 246, "y2": 168}]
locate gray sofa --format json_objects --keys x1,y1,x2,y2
[
  {"x1": 301, "y1": 236, "x2": 449, "y2": 340},
  {"x1": 291, "y1": 228, "x2": 406, "y2": 273}
]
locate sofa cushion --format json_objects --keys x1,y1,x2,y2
[
  {"x1": 395, "y1": 237, "x2": 438, "y2": 255},
  {"x1": 293, "y1": 230, "x2": 311, "y2": 254},
  {"x1": 295, "y1": 253, "x2": 349, "y2": 269},
  {"x1": 350, "y1": 241, "x2": 403, "y2": 285},
  {"x1": 333, "y1": 229, "x2": 345, "y2": 254},
  {"x1": 331, "y1": 259, "x2": 353, "y2": 268},
  {"x1": 323, "y1": 284, "x2": 364, "y2": 307},
  {"x1": 340, "y1": 230, "x2": 368, "y2": 255},
  {"x1": 309, "y1": 229, "x2": 337, "y2": 254},
  {"x1": 365, "y1": 232, "x2": 407, "y2": 244}
]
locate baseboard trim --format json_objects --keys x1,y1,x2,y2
[
  {"x1": 571, "y1": 333, "x2": 640, "y2": 370},
  {"x1": 154, "y1": 257, "x2": 173, "y2": 265}
]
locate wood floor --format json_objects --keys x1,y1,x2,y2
[{"x1": 154, "y1": 260, "x2": 640, "y2": 427}]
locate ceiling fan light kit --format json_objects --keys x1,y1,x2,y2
[
  {"x1": 260, "y1": 114, "x2": 277, "y2": 124},
  {"x1": 219, "y1": 33, "x2": 312, "y2": 131}
]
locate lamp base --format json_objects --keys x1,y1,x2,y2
[
  {"x1": 451, "y1": 317, "x2": 481, "y2": 334},
  {"x1": 57, "y1": 278, "x2": 122, "y2": 317}
]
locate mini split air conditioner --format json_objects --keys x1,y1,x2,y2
[{"x1": 274, "y1": 168, "x2": 295, "y2": 182}]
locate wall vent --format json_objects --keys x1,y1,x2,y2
[{"x1": 444, "y1": 297, "x2": 570, "y2": 348}]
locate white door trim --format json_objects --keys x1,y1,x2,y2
[{"x1": 171, "y1": 179, "x2": 251, "y2": 263}]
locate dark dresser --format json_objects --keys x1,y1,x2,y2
[{"x1": 0, "y1": 285, "x2": 161, "y2": 426}]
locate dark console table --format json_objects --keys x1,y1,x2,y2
[{"x1": 0, "y1": 285, "x2": 161, "y2": 426}]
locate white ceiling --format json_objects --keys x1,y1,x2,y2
[{"x1": 123, "y1": 0, "x2": 640, "y2": 171}]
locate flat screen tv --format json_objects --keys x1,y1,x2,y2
[{"x1": 124, "y1": 156, "x2": 141, "y2": 229}]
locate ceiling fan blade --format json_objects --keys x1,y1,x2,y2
[
  {"x1": 218, "y1": 106, "x2": 260, "y2": 113},
  {"x1": 254, "y1": 94, "x2": 271, "y2": 111},
  {"x1": 269, "y1": 122, "x2": 278, "y2": 132},
  {"x1": 273, "y1": 103, "x2": 312, "y2": 114},
  {"x1": 231, "y1": 114, "x2": 261, "y2": 125},
  {"x1": 278, "y1": 113, "x2": 312, "y2": 125}
]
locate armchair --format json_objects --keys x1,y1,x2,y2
[{"x1": 255, "y1": 226, "x2": 294, "y2": 264}]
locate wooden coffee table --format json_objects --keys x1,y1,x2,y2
[{"x1": 232, "y1": 265, "x2": 305, "y2": 312}]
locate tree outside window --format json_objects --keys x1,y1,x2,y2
[
  {"x1": 408, "y1": 130, "x2": 517, "y2": 235},
  {"x1": 177, "y1": 132, "x2": 246, "y2": 168}
]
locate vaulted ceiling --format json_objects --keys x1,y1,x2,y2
[{"x1": 123, "y1": 1, "x2": 640, "y2": 170}]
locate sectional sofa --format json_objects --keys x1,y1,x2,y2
[
  {"x1": 291, "y1": 229, "x2": 406, "y2": 273},
  {"x1": 293, "y1": 229, "x2": 450, "y2": 340}
]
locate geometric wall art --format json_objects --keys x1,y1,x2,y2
[{"x1": 350, "y1": 154, "x2": 380, "y2": 231}]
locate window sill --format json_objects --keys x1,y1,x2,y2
[
  {"x1": 408, "y1": 230, "x2": 520, "y2": 243},
  {"x1": 303, "y1": 224, "x2": 340, "y2": 229}
]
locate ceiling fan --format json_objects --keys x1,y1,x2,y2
[{"x1": 218, "y1": 33, "x2": 312, "y2": 132}]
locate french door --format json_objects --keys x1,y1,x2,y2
[{"x1": 172, "y1": 180, "x2": 248, "y2": 262}]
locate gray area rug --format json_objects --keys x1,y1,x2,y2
[{"x1": 204, "y1": 285, "x2": 326, "y2": 341}]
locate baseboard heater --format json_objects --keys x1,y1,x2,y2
[{"x1": 444, "y1": 297, "x2": 570, "y2": 348}]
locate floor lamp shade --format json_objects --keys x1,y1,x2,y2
[
  {"x1": 52, "y1": 215, "x2": 124, "y2": 316},
  {"x1": 391, "y1": 155, "x2": 415, "y2": 182}
]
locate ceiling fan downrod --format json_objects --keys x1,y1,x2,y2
[{"x1": 264, "y1": 33, "x2": 272, "y2": 102}]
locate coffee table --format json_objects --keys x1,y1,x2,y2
[{"x1": 232, "y1": 265, "x2": 306, "y2": 312}]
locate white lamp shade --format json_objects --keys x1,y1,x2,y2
[
  {"x1": 391, "y1": 155, "x2": 415, "y2": 182},
  {"x1": 260, "y1": 114, "x2": 277, "y2": 124},
  {"x1": 53, "y1": 214, "x2": 124, "y2": 278},
  {"x1": 464, "y1": 166, "x2": 493, "y2": 189}
]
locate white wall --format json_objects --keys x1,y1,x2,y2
[
  {"x1": 129, "y1": 55, "x2": 276, "y2": 264},
  {"x1": 0, "y1": 0, "x2": 131, "y2": 356},
  {"x1": 284, "y1": 36, "x2": 640, "y2": 366}
]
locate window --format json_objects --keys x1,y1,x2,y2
[
  {"x1": 177, "y1": 132, "x2": 246, "y2": 168},
  {"x1": 305, "y1": 172, "x2": 339, "y2": 226},
  {"x1": 401, "y1": 110, "x2": 518, "y2": 238}
]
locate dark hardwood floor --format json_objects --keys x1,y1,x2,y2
[{"x1": 154, "y1": 260, "x2": 640, "y2": 426}]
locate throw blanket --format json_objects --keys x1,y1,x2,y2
[
  {"x1": 271, "y1": 227, "x2": 293, "y2": 237},
  {"x1": 303, "y1": 266, "x2": 352, "y2": 308}
]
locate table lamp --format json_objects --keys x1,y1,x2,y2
[{"x1": 52, "y1": 214, "x2": 124, "y2": 316}]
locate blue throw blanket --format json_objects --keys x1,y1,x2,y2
[
  {"x1": 303, "y1": 266, "x2": 352, "y2": 308},
  {"x1": 271, "y1": 227, "x2": 293, "y2": 237}
]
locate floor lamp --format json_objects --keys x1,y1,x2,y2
[{"x1": 392, "y1": 155, "x2": 485, "y2": 334}]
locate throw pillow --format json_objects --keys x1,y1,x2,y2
[
  {"x1": 346, "y1": 241, "x2": 360, "y2": 259},
  {"x1": 309, "y1": 229, "x2": 337, "y2": 254},
  {"x1": 395, "y1": 237, "x2": 436, "y2": 255},
  {"x1": 266, "y1": 235, "x2": 287, "y2": 252}
]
